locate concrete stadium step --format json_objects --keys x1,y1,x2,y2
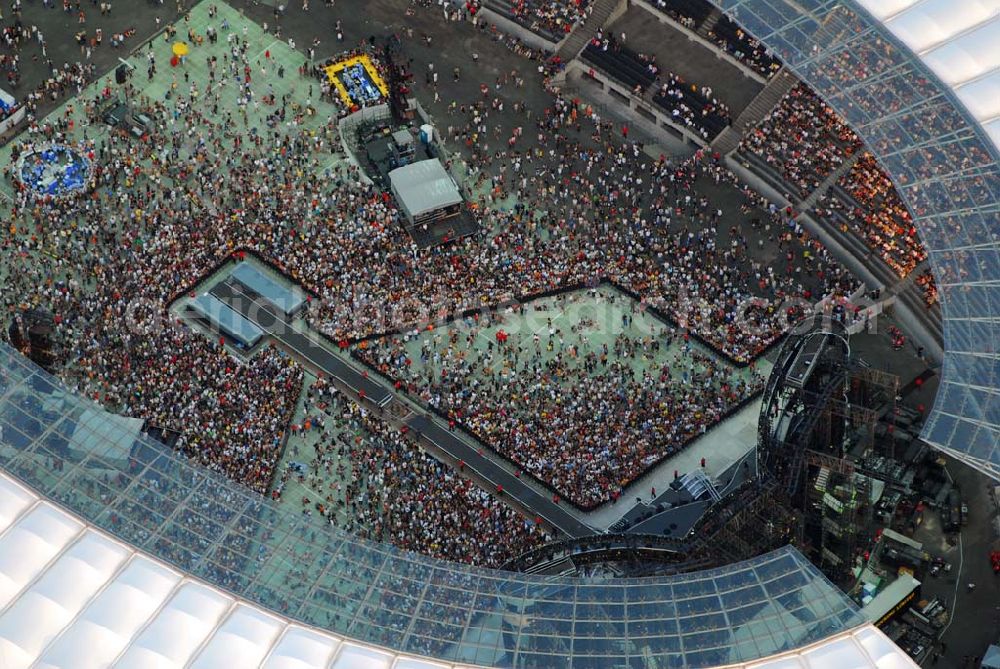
[
  {"x1": 696, "y1": 7, "x2": 723, "y2": 39},
  {"x1": 485, "y1": 0, "x2": 508, "y2": 13},
  {"x1": 556, "y1": 0, "x2": 626, "y2": 61},
  {"x1": 483, "y1": 0, "x2": 562, "y2": 43},
  {"x1": 892, "y1": 259, "x2": 930, "y2": 295},
  {"x1": 736, "y1": 151, "x2": 799, "y2": 199},
  {"x1": 896, "y1": 279, "x2": 944, "y2": 344},
  {"x1": 891, "y1": 260, "x2": 942, "y2": 344},
  {"x1": 800, "y1": 151, "x2": 861, "y2": 210},
  {"x1": 710, "y1": 126, "x2": 741, "y2": 156},
  {"x1": 710, "y1": 68, "x2": 798, "y2": 154}
]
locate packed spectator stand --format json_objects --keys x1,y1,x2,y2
[
  {"x1": 738, "y1": 83, "x2": 862, "y2": 200},
  {"x1": 916, "y1": 270, "x2": 938, "y2": 307},
  {"x1": 476, "y1": 0, "x2": 593, "y2": 43},
  {"x1": 813, "y1": 153, "x2": 927, "y2": 279}
]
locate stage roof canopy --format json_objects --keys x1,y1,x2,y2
[{"x1": 389, "y1": 159, "x2": 462, "y2": 219}]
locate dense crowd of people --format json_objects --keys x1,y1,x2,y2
[
  {"x1": 739, "y1": 84, "x2": 861, "y2": 199},
  {"x1": 478, "y1": 0, "x2": 592, "y2": 38},
  {"x1": 916, "y1": 269, "x2": 938, "y2": 307},
  {"x1": 1, "y1": 22, "x2": 346, "y2": 494},
  {"x1": 274, "y1": 376, "x2": 549, "y2": 564},
  {"x1": 356, "y1": 291, "x2": 764, "y2": 507},
  {"x1": 813, "y1": 153, "x2": 927, "y2": 278},
  {"x1": 0, "y1": 0, "x2": 879, "y2": 563}
]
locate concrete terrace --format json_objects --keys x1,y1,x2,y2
[{"x1": 607, "y1": 4, "x2": 764, "y2": 114}]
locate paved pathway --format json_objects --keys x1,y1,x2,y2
[
  {"x1": 210, "y1": 278, "x2": 595, "y2": 538},
  {"x1": 211, "y1": 280, "x2": 393, "y2": 406}
]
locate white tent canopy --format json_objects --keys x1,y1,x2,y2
[{"x1": 389, "y1": 159, "x2": 462, "y2": 220}]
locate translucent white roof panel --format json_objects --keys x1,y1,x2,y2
[
  {"x1": 955, "y1": 71, "x2": 1000, "y2": 121},
  {"x1": 189, "y1": 604, "x2": 285, "y2": 669},
  {"x1": 114, "y1": 582, "x2": 233, "y2": 669},
  {"x1": 35, "y1": 558, "x2": 182, "y2": 669},
  {"x1": 802, "y1": 635, "x2": 874, "y2": 666},
  {"x1": 0, "y1": 504, "x2": 81, "y2": 610},
  {"x1": 261, "y1": 627, "x2": 340, "y2": 669},
  {"x1": 854, "y1": 0, "x2": 1000, "y2": 154},
  {"x1": 0, "y1": 532, "x2": 128, "y2": 669},
  {"x1": 853, "y1": 0, "x2": 923, "y2": 19},
  {"x1": 921, "y1": 17, "x2": 1000, "y2": 84},
  {"x1": 880, "y1": 0, "x2": 1000, "y2": 53},
  {"x1": 985, "y1": 118, "x2": 1000, "y2": 147},
  {"x1": 0, "y1": 475, "x2": 35, "y2": 527},
  {"x1": 854, "y1": 626, "x2": 919, "y2": 668},
  {"x1": 331, "y1": 643, "x2": 394, "y2": 669}
]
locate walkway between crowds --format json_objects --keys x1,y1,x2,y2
[{"x1": 211, "y1": 279, "x2": 596, "y2": 538}]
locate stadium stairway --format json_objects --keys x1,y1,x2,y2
[
  {"x1": 555, "y1": 0, "x2": 627, "y2": 62},
  {"x1": 800, "y1": 151, "x2": 861, "y2": 211},
  {"x1": 697, "y1": 6, "x2": 724, "y2": 39},
  {"x1": 888, "y1": 259, "x2": 943, "y2": 345},
  {"x1": 891, "y1": 259, "x2": 930, "y2": 296},
  {"x1": 710, "y1": 68, "x2": 798, "y2": 155},
  {"x1": 895, "y1": 279, "x2": 944, "y2": 347}
]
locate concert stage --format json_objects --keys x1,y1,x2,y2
[{"x1": 324, "y1": 54, "x2": 388, "y2": 109}]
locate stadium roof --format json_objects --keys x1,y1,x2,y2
[
  {"x1": 0, "y1": 342, "x2": 878, "y2": 668},
  {"x1": 854, "y1": 0, "x2": 1000, "y2": 152},
  {"x1": 719, "y1": 0, "x2": 1000, "y2": 480},
  {"x1": 389, "y1": 159, "x2": 463, "y2": 219},
  {"x1": 0, "y1": 468, "x2": 917, "y2": 669}
]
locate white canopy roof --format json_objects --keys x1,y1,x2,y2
[
  {"x1": 389, "y1": 159, "x2": 463, "y2": 219},
  {"x1": 0, "y1": 469, "x2": 920, "y2": 669},
  {"x1": 855, "y1": 0, "x2": 1000, "y2": 153}
]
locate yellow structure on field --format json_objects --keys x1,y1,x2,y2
[{"x1": 323, "y1": 54, "x2": 389, "y2": 107}]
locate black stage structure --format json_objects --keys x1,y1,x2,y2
[{"x1": 507, "y1": 316, "x2": 898, "y2": 586}]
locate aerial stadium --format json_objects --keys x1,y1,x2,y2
[{"x1": 0, "y1": 0, "x2": 998, "y2": 667}]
